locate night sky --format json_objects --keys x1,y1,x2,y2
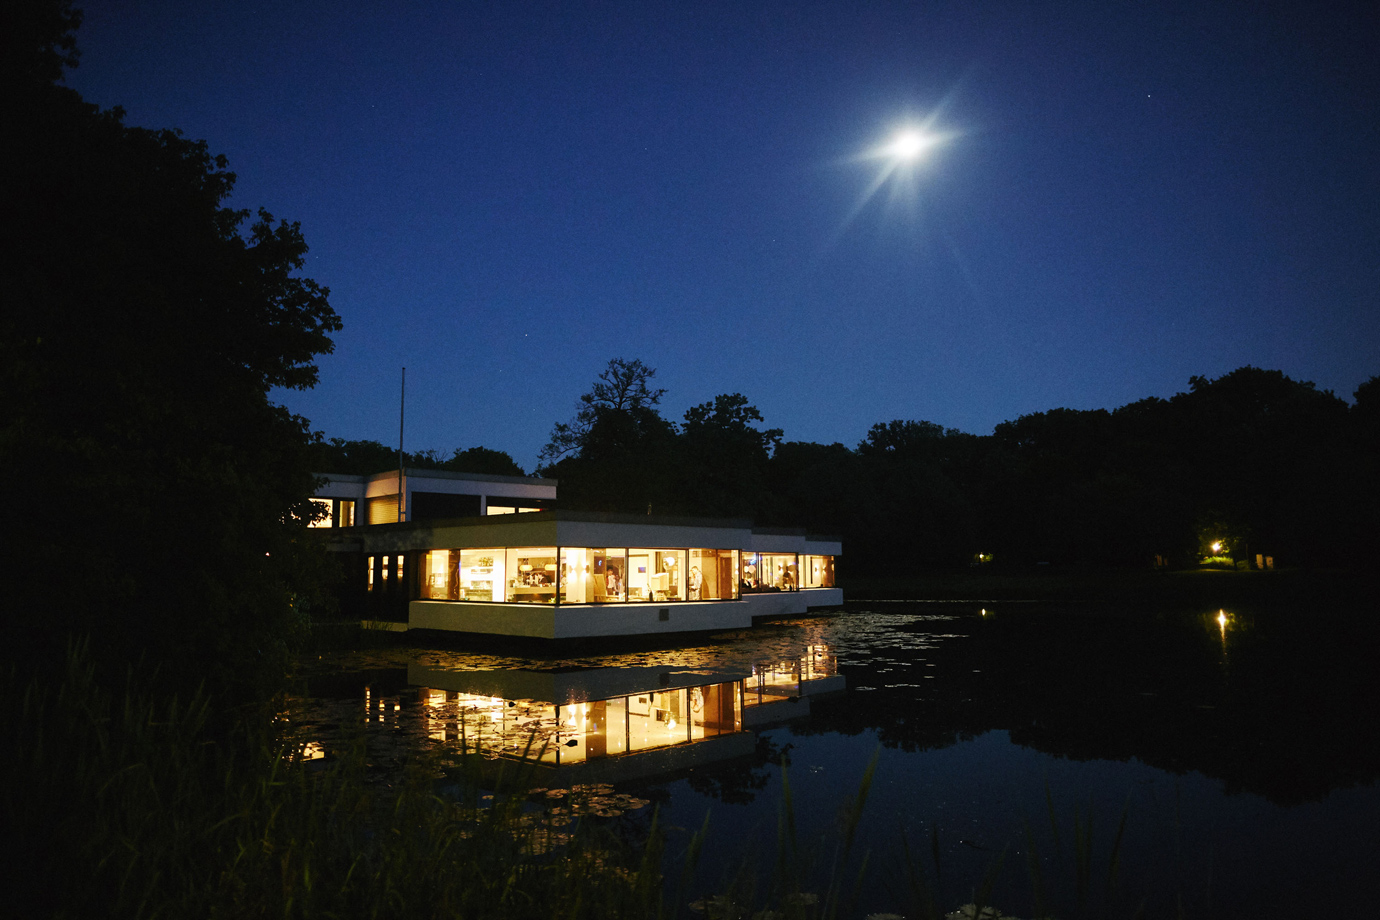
[{"x1": 67, "y1": 1, "x2": 1379, "y2": 471}]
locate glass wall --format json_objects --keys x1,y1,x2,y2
[
  {"x1": 412, "y1": 545, "x2": 757, "y2": 605},
  {"x1": 424, "y1": 550, "x2": 451, "y2": 599},
  {"x1": 801, "y1": 555, "x2": 835, "y2": 588},
  {"x1": 507, "y1": 547, "x2": 557, "y2": 604},
  {"x1": 688, "y1": 548, "x2": 739, "y2": 600},
  {"x1": 623, "y1": 549, "x2": 687, "y2": 601},
  {"x1": 459, "y1": 549, "x2": 503, "y2": 601},
  {"x1": 559, "y1": 547, "x2": 630, "y2": 604},
  {"x1": 740, "y1": 552, "x2": 799, "y2": 592}
]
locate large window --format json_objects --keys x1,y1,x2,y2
[
  {"x1": 507, "y1": 547, "x2": 557, "y2": 604},
  {"x1": 559, "y1": 547, "x2": 630, "y2": 604},
  {"x1": 308, "y1": 498, "x2": 355, "y2": 528},
  {"x1": 459, "y1": 549, "x2": 503, "y2": 601},
  {"x1": 412, "y1": 545, "x2": 749, "y2": 604},
  {"x1": 801, "y1": 555, "x2": 835, "y2": 588},
  {"x1": 688, "y1": 548, "x2": 739, "y2": 600},
  {"x1": 625, "y1": 549, "x2": 687, "y2": 601},
  {"x1": 740, "y1": 552, "x2": 799, "y2": 592}
]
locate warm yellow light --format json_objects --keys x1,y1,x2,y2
[
  {"x1": 1211, "y1": 541, "x2": 1223, "y2": 553},
  {"x1": 1217, "y1": 610, "x2": 1227, "y2": 628}
]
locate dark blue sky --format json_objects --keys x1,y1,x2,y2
[{"x1": 68, "y1": 1, "x2": 1378, "y2": 470}]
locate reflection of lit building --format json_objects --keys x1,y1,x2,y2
[
  {"x1": 405, "y1": 654, "x2": 843, "y2": 782},
  {"x1": 313, "y1": 470, "x2": 841, "y2": 637}
]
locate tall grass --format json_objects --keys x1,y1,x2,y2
[{"x1": 4, "y1": 643, "x2": 662, "y2": 920}]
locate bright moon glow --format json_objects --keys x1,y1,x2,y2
[
  {"x1": 825, "y1": 119, "x2": 954, "y2": 248},
  {"x1": 890, "y1": 130, "x2": 931, "y2": 160}
]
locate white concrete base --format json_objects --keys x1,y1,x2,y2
[
  {"x1": 740, "y1": 587, "x2": 843, "y2": 619},
  {"x1": 409, "y1": 586, "x2": 844, "y2": 639},
  {"x1": 410, "y1": 598, "x2": 756, "y2": 639}
]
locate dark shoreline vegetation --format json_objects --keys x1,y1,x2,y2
[
  {"x1": 6, "y1": 4, "x2": 1380, "y2": 918},
  {"x1": 842, "y1": 565, "x2": 1380, "y2": 608}
]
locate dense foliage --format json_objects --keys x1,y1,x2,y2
[
  {"x1": 543, "y1": 362, "x2": 1379, "y2": 574},
  {"x1": 1, "y1": 0, "x2": 341, "y2": 699},
  {"x1": 308, "y1": 437, "x2": 527, "y2": 477}
]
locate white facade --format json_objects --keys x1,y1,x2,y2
[{"x1": 313, "y1": 473, "x2": 841, "y2": 640}]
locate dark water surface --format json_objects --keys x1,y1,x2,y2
[{"x1": 294, "y1": 602, "x2": 1380, "y2": 918}]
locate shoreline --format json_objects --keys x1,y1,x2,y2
[{"x1": 840, "y1": 566, "x2": 1380, "y2": 610}]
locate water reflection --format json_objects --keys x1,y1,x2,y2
[
  {"x1": 795, "y1": 604, "x2": 1380, "y2": 806},
  {"x1": 296, "y1": 604, "x2": 1380, "y2": 804},
  {"x1": 292, "y1": 602, "x2": 1380, "y2": 917},
  {"x1": 294, "y1": 639, "x2": 844, "y2": 785}
]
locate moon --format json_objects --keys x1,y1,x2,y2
[{"x1": 889, "y1": 130, "x2": 931, "y2": 160}]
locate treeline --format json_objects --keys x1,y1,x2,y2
[
  {"x1": 309, "y1": 438, "x2": 526, "y2": 477},
  {"x1": 520, "y1": 360, "x2": 1378, "y2": 574}
]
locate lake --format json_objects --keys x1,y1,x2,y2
[{"x1": 292, "y1": 601, "x2": 1380, "y2": 918}]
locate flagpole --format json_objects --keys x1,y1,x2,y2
[{"x1": 397, "y1": 366, "x2": 405, "y2": 523}]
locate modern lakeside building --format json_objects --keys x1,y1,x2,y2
[{"x1": 310, "y1": 469, "x2": 842, "y2": 640}]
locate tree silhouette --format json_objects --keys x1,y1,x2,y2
[
  {"x1": 2, "y1": 3, "x2": 341, "y2": 698},
  {"x1": 538, "y1": 358, "x2": 679, "y2": 512}
]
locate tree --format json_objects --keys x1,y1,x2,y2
[
  {"x1": 678, "y1": 393, "x2": 783, "y2": 518},
  {"x1": 539, "y1": 357, "x2": 667, "y2": 462},
  {"x1": 538, "y1": 358, "x2": 679, "y2": 512},
  {"x1": 310, "y1": 439, "x2": 527, "y2": 477},
  {"x1": 432, "y1": 446, "x2": 526, "y2": 477},
  {"x1": 1, "y1": 3, "x2": 342, "y2": 698},
  {"x1": 1172, "y1": 367, "x2": 1351, "y2": 566}
]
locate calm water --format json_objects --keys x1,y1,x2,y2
[{"x1": 293, "y1": 602, "x2": 1380, "y2": 918}]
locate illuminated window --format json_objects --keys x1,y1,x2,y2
[
  {"x1": 507, "y1": 548, "x2": 557, "y2": 603},
  {"x1": 741, "y1": 553, "x2": 799, "y2": 592},
  {"x1": 458, "y1": 549, "x2": 502, "y2": 602},
  {"x1": 425, "y1": 550, "x2": 454, "y2": 599},
  {"x1": 367, "y1": 556, "x2": 375, "y2": 592},
  {"x1": 801, "y1": 555, "x2": 835, "y2": 588},
  {"x1": 338, "y1": 500, "x2": 355, "y2": 527},
  {"x1": 583, "y1": 548, "x2": 628, "y2": 603},
  {"x1": 307, "y1": 498, "x2": 333, "y2": 528},
  {"x1": 688, "y1": 548, "x2": 738, "y2": 600}
]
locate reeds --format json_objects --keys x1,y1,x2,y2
[{"x1": 4, "y1": 643, "x2": 662, "y2": 920}]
